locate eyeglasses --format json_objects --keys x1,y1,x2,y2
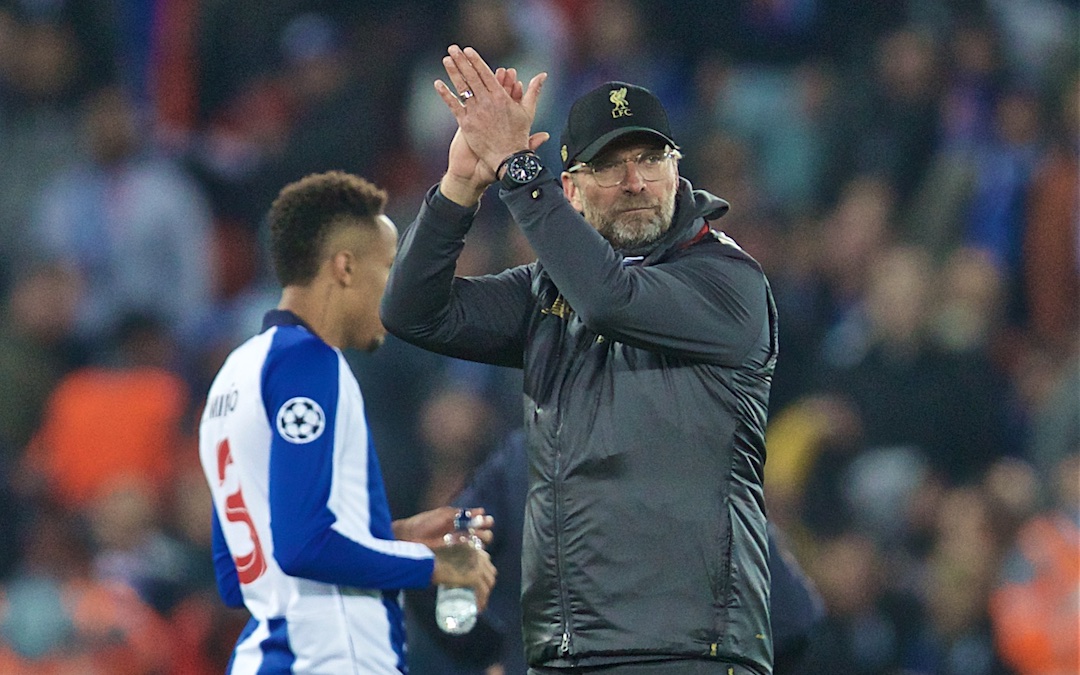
[{"x1": 567, "y1": 147, "x2": 682, "y2": 188}]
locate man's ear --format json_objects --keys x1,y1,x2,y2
[
  {"x1": 331, "y1": 250, "x2": 355, "y2": 286},
  {"x1": 561, "y1": 173, "x2": 583, "y2": 212}
]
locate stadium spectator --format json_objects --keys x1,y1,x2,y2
[
  {"x1": 0, "y1": 262, "x2": 84, "y2": 461},
  {"x1": 0, "y1": 3, "x2": 107, "y2": 291},
  {"x1": 19, "y1": 312, "x2": 190, "y2": 511},
  {"x1": 0, "y1": 505, "x2": 177, "y2": 674},
  {"x1": 31, "y1": 85, "x2": 215, "y2": 352},
  {"x1": 990, "y1": 452, "x2": 1080, "y2": 675},
  {"x1": 1021, "y1": 73, "x2": 1079, "y2": 350}
]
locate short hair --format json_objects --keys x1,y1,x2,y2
[{"x1": 268, "y1": 171, "x2": 388, "y2": 287}]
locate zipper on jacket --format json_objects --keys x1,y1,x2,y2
[
  {"x1": 550, "y1": 324, "x2": 588, "y2": 660},
  {"x1": 553, "y1": 438, "x2": 573, "y2": 658}
]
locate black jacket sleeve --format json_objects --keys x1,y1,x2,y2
[
  {"x1": 380, "y1": 186, "x2": 534, "y2": 368},
  {"x1": 500, "y1": 174, "x2": 770, "y2": 366}
]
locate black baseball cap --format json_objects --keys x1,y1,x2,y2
[{"x1": 560, "y1": 81, "x2": 677, "y2": 170}]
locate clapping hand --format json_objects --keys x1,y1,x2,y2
[{"x1": 436, "y1": 46, "x2": 548, "y2": 206}]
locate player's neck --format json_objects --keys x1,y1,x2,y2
[{"x1": 278, "y1": 284, "x2": 344, "y2": 349}]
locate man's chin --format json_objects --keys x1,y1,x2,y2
[
  {"x1": 348, "y1": 334, "x2": 386, "y2": 353},
  {"x1": 608, "y1": 222, "x2": 664, "y2": 249},
  {"x1": 365, "y1": 335, "x2": 386, "y2": 353}
]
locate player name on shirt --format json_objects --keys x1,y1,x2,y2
[{"x1": 205, "y1": 388, "x2": 239, "y2": 420}]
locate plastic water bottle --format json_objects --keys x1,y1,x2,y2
[
  {"x1": 435, "y1": 586, "x2": 478, "y2": 634},
  {"x1": 435, "y1": 509, "x2": 482, "y2": 634}
]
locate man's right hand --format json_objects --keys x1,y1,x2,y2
[{"x1": 432, "y1": 541, "x2": 497, "y2": 611}]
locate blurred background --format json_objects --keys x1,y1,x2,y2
[{"x1": 0, "y1": 0, "x2": 1076, "y2": 673}]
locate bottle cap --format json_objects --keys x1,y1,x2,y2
[{"x1": 453, "y1": 508, "x2": 472, "y2": 532}]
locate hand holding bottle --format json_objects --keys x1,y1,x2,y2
[{"x1": 432, "y1": 509, "x2": 496, "y2": 634}]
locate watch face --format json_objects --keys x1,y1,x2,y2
[{"x1": 508, "y1": 153, "x2": 542, "y2": 184}]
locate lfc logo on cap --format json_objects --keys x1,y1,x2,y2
[{"x1": 609, "y1": 87, "x2": 632, "y2": 119}]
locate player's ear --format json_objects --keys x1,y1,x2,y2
[{"x1": 331, "y1": 250, "x2": 355, "y2": 286}]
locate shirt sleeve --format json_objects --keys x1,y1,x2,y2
[
  {"x1": 262, "y1": 334, "x2": 435, "y2": 590},
  {"x1": 380, "y1": 185, "x2": 534, "y2": 368},
  {"x1": 211, "y1": 503, "x2": 245, "y2": 608}
]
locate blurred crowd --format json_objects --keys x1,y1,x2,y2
[{"x1": 0, "y1": 0, "x2": 1076, "y2": 673}]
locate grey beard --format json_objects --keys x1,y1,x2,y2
[
  {"x1": 603, "y1": 219, "x2": 666, "y2": 249},
  {"x1": 589, "y1": 191, "x2": 677, "y2": 250}
]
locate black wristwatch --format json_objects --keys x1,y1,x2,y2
[{"x1": 498, "y1": 150, "x2": 543, "y2": 190}]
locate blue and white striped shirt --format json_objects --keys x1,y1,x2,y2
[{"x1": 199, "y1": 310, "x2": 434, "y2": 674}]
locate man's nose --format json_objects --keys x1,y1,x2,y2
[{"x1": 621, "y1": 162, "x2": 648, "y2": 191}]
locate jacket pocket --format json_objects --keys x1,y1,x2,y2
[{"x1": 708, "y1": 502, "x2": 735, "y2": 607}]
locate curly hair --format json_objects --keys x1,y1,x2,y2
[{"x1": 268, "y1": 171, "x2": 389, "y2": 287}]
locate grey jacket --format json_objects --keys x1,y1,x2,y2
[{"x1": 381, "y1": 171, "x2": 777, "y2": 674}]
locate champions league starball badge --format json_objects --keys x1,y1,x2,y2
[{"x1": 276, "y1": 397, "x2": 326, "y2": 444}]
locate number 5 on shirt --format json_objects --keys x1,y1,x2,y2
[{"x1": 217, "y1": 438, "x2": 268, "y2": 584}]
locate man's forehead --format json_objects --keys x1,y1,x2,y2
[{"x1": 593, "y1": 137, "x2": 667, "y2": 162}]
